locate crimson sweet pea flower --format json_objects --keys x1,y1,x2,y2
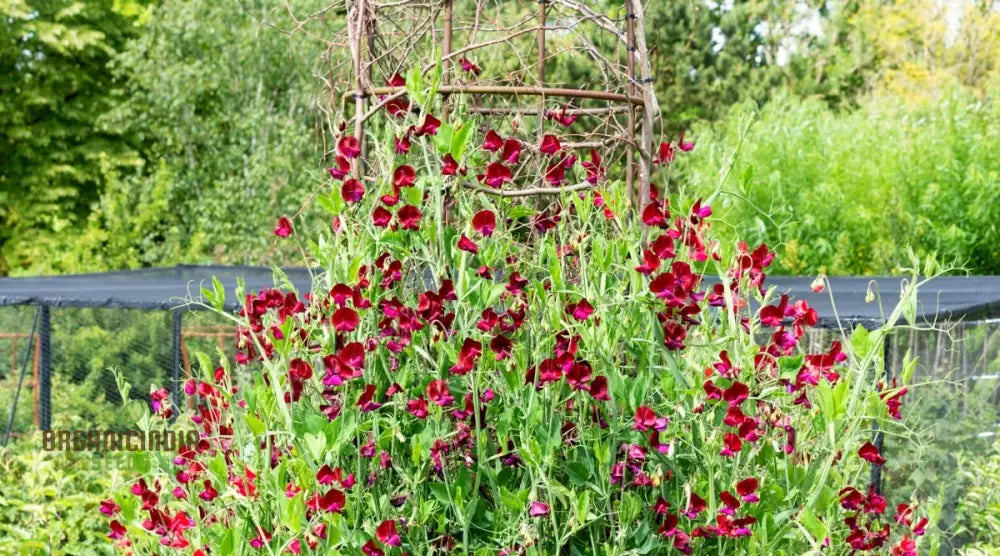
[
  {"x1": 457, "y1": 235, "x2": 479, "y2": 254},
  {"x1": 441, "y1": 153, "x2": 462, "y2": 176},
  {"x1": 858, "y1": 441, "x2": 886, "y2": 465},
  {"x1": 633, "y1": 406, "x2": 669, "y2": 431},
  {"x1": 414, "y1": 114, "x2": 441, "y2": 136},
  {"x1": 394, "y1": 134, "x2": 411, "y2": 154},
  {"x1": 840, "y1": 486, "x2": 865, "y2": 510},
  {"x1": 723, "y1": 381, "x2": 749, "y2": 406},
  {"x1": 546, "y1": 105, "x2": 577, "y2": 127},
  {"x1": 427, "y1": 379, "x2": 454, "y2": 407},
  {"x1": 450, "y1": 338, "x2": 482, "y2": 375},
  {"x1": 581, "y1": 149, "x2": 604, "y2": 184},
  {"x1": 338, "y1": 136, "x2": 361, "y2": 159},
  {"x1": 719, "y1": 491, "x2": 741, "y2": 515},
  {"x1": 540, "y1": 134, "x2": 561, "y2": 155},
  {"x1": 375, "y1": 519, "x2": 401, "y2": 546},
  {"x1": 589, "y1": 376, "x2": 610, "y2": 400},
  {"x1": 328, "y1": 156, "x2": 351, "y2": 180},
  {"x1": 736, "y1": 478, "x2": 759, "y2": 503},
  {"x1": 356, "y1": 384, "x2": 382, "y2": 412},
  {"x1": 459, "y1": 56, "x2": 481, "y2": 75},
  {"x1": 362, "y1": 540, "x2": 384, "y2": 556},
  {"x1": 565, "y1": 298, "x2": 594, "y2": 321},
  {"x1": 99, "y1": 498, "x2": 120, "y2": 516},
  {"x1": 317, "y1": 465, "x2": 337, "y2": 485},
  {"x1": 478, "y1": 162, "x2": 512, "y2": 188},
  {"x1": 529, "y1": 501, "x2": 550, "y2": 517},
  {"x1": 393, "y1": 165, "x2": 416, "y2": 188},
  {"x1": 720, "y1": 432, "x2": 742, "y2": 457},
  {"x1": 307, "y1": 489, "x2": 346, "y2": 513},
  {"x1": 341, "y1": 178, "x2": 365, "y2": 204},
  {"x1": 683, "y1": 493, "x2": 707, "y2": 519},
  {"x1": 654, "y1": 141, "x2": 675, "y2": 164},
  {"x1": 502, "y1": 138, "x2": 522, "y2": 164},
  {"x1": 198, "y1": 479, "x2": 218, "y2": 501},
  {"x1": 397, "y1": 204, "x2": 422, "y2": 230},
  {"x1": 642, "y1": 203, "x2": 667, "y2": 227},
  {"x1": 470, "y1": 209, "x2": 496, "y2": 237},
  {"x1": 332, "y1": 306, "x2": 360, "y2": 333},
  {"x1": 274, "y1": 216, "x2": 293, "y2": 238},
  {"x1": 407, "y1": 396, "x2": 428, "y2": 418},
  {"x1": 635, "y1": 250, "x2": 661, "y2": 275},
  {"x1": 372, "y1": 207, "x2": 392, "y2": 228},
  {"x1": 678, "y1": 132, "x2": 694, "y2": 152},
  {"x1": 482, "y1": 130, "x2": 503, "y2": 152},
  {"x1": 108, "y1": 520, "x2": 126, "y2": 540}
]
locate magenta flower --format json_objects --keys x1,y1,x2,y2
[
  {"x1": 427, "y1": 379, "x2": 454, "y2": 407},
  {"x1": 502, "y1": 138, "x2": 522, "y2": 164},
  {"x1": 459, "y1": 56, "x2": 481, "y2": 75},
  {"x1": 338, "y1": 135, "x2": 361, "y2": 159},
  {"x1": 540, "y1": 134, "x2": 561, "y2": 155},
  {"x1": 482, "y1": 130, "x2": 503, "y2": 152},
  {"x1": 376, "y1": 519, "x2": 401, "y2": 546},
  {"x1": 274, "y1": 216, "x2": 293, "y2": 238},
  {"x1": 565, "y1": 298, "x2": 594, "y2": 321},
  {"x1": 478, "y1": 162, "x2": 512, "y2": 188},
  {"x1": 529, "y1": 501, "x2": 550, "y2": 517},
  {"x1": 407, "y1": 397, "x2": 428, "y2": 418},
  {"x1": 341, "y1": 178, "x2": 365, "y2": 204}
]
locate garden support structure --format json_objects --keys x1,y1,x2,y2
[
  {"x1": 172, "y1": 309, "x2": 182, "y2": 423},
  {"x1": 39, "y1": 305, "x2": 50, "y2": 431},
  {"x1": 337, "y1": 0, "x2": 658, "y2": 218}
]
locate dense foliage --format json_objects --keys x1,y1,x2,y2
[{"x1": 678, "y1": 85, "x2": 1000, "y2": 275}]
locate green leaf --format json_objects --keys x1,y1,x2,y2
[
  {"x1": 244, "y1": 413, "x2": 265, "y2": 436},
  {"x1": 797, "y1": 507, "x2": 827, "y2": 546},
  {"x1": 304, "y1": 432, "x2": 326, "y2": 462},
  {"x1": 451, "y1": 119, "x2": 474, "y2": 160}
]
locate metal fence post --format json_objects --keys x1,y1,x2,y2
[
  {"x1": 38, "y1": 305, "x2": 51, "y2": 431},
  {"x1": 172, "y1": 310, "x2": 182, "y2": 422},
  {"x1": 869, "y1": 330, "x2": 892, "y2": 494}
]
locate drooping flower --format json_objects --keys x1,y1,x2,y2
[
  {"x1": 338, "y1": 136, "x2": 361, "y2": 159},
  {"x1": 858, "y1": 441, "x2": 886, "y2": 465},
  {"x1": 472, "y1": 209, "x2": 496, "y2": 236},
  {"x1": 441, "y1": 153, "x2": 463, "y2": 176},
  {"x1": 394, "y1": 134, "x2": 411, "y2": 154},
  {"x1": 720, "y1": 432, "x2": 742, "y2": 457},
  {"x1": 328, "y1": 156, "x2": 351, "y2": 180},
  {"x1": 654, "y1": 141, "x2": 675, "y2": 165},
  {"x1": 414, "y1": 114, "x2": 441, "y2": 136},
  {"x1": 546, "y1": 105, "x2": 577, "y2": 127},
  {"x1": 457, "y1": 235, "x2": 479, "y2": 254},
  {"x1": 356, "y1": 383, "x2": 382, "y2": 412},
  {"x1": 274, "y1": 216, "x2": 293, "y2": 238}
]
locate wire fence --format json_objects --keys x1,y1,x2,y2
[{"x1": 0, "y1": 305, "x2": 232, "y2": 440}]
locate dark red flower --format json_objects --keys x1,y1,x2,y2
[
  {"x1": 274, "y1": 216, "x2": 293, "y2": 238},
  {"x1": 394, "y1": 134, "x2": 411, "y2": 154},
  {"x1": 590, "y1": 376, "x2": 610, "y2": 400},
  {"x1": 414, "y1": 113, "x2": 441, "y2": 136},
  {"x1": 502, "y1": 138, "x2": 522, "y2": 164},
  {"x1": 328, "y1": 156, "x2": 351, "y2": 180},
  {"x1": 332, "y1": 307, "x2": 360, "y2": 332},
  {"x1": 540, "y1": 134, "x2": 561, "y2": 155},
  {"x1": 472, "y1": 209, "x2": 496, "y2": 236},
  {"x1": 858, "y1": 441, "x2": 886, "y2": 465},
  {"x1": 393, "y1": 165, "x2": 416, "y2": 188},
  {"x1": 655, "y1": 141, "x2": 675, "y2": 164},
  {"x1": 581, "y1": 149, "x2": 604, "y2": 184},
  {"x1": 840, "y1": 486, "x2": 865, "y2": 510},
  {"x1": 478, "y1": 162, "x2": 512, "y2": 188},
  {"x1": 459, "y1": 56, "x2": 481, "y2": 75},
  {"x1": 372, "y1": 207, "x2": 392, "y2": 228},
  {"x1": 457, "y1": 235, "x2": 479, "y2": 254},
  {"x1": 736, "y1": 478, "x2": 759, "y2": 503},
  {"x1": 362, "y1": 540, "x2": 384, "y2": 556},
  {"x1": 307, "y1": 489, "x2": 345, "y2": 513},
  {"x1": 108, "y1": 520, "x2": 126, "y2": 540},
  {"x1": 482, "y1": 130, "x2": 504, "y2": 152},
  {"x1": 720, "y1": 432, "x2": 742, "y2": 457},
  {"x1": 566, "y1": 298, "x2": 594, "y2": 321},
  {"x1": 338, "y1": 136, "x2": 361, "y2": 159},
  {"x1": 427, "y1": 379, "x2": 454, "y2": 407},
  {"x1": 441, "y1": 153, "x2": 461, "y2": 176},
  {"x1": 407, "y1": 397, "x2": 428, "y2": 418},
  {"x1": 683, "y1": 493, "x2": 707, "y2": 519},
  {"x1": 341, "y1": 178, "x2": 365, "y2": 204},
  {"x1": 633, "y1": 406, "x2": 668, "y2": 431},
  {"x1": 356, "y1": 383, "x2": 382, "y2": 412},
  {"x1": 546, "y1": 105, "x2": 577, "y2": 127},
  {"x1": 678, "y1": 132, "x2": 694, "y2": 152},
  {"x1": 397, "y1": 205, "x2": 422, "y2": 230},
  {"x1": 723, "y1": 382, "x2": 750, "y2": 406},
  {"x1": 376, "y1": 519, "x2": 401, "y2": 546}
]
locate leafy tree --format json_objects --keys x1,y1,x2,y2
[{"x1": 0, "y1": 0, "x2": 148, "y2": 275}]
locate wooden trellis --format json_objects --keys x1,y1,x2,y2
[{"x1": 334, "y1": 0, "x2": 659, "y2": 211}]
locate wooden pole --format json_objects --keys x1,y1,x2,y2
[
  {"x1": 625, "y1": 1, "x2": 636, "y2": 210},
  {"x1": 536, "y1": 1, "x2": 547, "y2": 190},
  {"x1": 442, "y1": 0, "x2": 453, "y2": 119},
  {"x1": 629, "y1": 0, "x2": 657, "y2": 237},
  {"x1": 351, "y1": 0, "x2": 368, "y2": 179}
]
